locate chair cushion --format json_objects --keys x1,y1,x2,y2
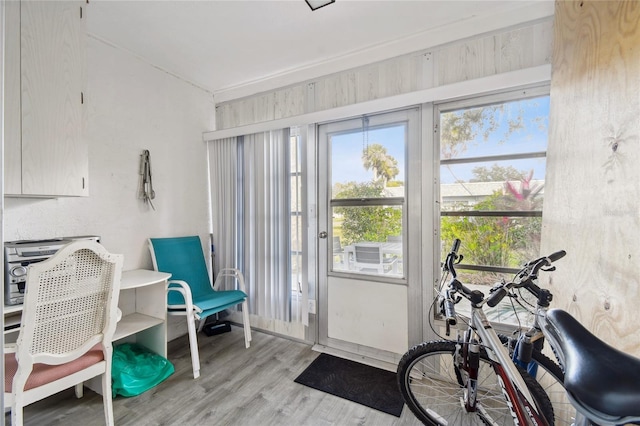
[
  {"x1": 192, "y1": 290, "x2": 247, "y2": 313},
  {"x1": 4, "y1": 348, "x2": 104, "y2": 393}
]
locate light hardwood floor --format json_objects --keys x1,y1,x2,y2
[{"x1": 6, "y1": 326, "x2": 423, "y2": 425}]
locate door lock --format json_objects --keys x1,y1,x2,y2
[{"x1": 318, "y1": 231, "x2": 328, "y2": 239}]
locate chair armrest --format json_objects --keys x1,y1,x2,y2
[
  {"x1": 167, "y1": 279, "x2": 202, "y2": 314},
  {"x1": 4, "y1": 343, "x2": 17, "y2": 354},
  {"x1": 213, "y1": 268, "x2": 247, "y2": 293}
]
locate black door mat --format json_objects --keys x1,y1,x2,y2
[{"x1": 294, "y1": 353, "x2": 404, "y2": 417}]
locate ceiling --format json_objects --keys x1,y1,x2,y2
[{"x1": 87, "y1": 0, "x2": 552, "y2": 101}]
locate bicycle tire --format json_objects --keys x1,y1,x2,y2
[
  {"x1": 498, "y1": 334, "x2": 573, "y2": 426},
  {"x1": 397, "y1": 340, "x2": 554, "y2": 425}
]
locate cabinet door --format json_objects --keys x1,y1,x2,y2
[
  {"x1": 3, "y1": 0, "x2": 22, "y2": 195},
  {"x1": 20, "y1": 0, "x2": 88, "y2": 196}
]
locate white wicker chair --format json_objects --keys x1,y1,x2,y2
[{"x1": 3, "y1": 240, "x2": 123, "y2": 426}]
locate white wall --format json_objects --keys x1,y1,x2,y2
[{"x1": 4, "y1": 37, "x2": 215, "y2": 340}]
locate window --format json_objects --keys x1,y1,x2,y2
[
  {"x1": 325, "y1": 110, "x2": 414, "y2": 279},
  {"x1": 436, "y1": 88, "x2": 550, "y2": 324}
]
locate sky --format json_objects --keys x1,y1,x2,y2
[
  {"x1": 331, "y1": 125, "x2": 406, "y2": 185},
  {"x1": 329, "y1": 96, "x2": 550, "y2": 187}
]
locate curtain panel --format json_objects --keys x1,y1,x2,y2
[
  {"x1": 208, "y1": 137, "x2": 239, "y2": 278},
  {"x1": 208, "y1": 129, "x2": 294, "y2": 323}
]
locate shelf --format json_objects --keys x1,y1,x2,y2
[
  {"x1": 3, "y1": 314, "x2": 22, "y2": 335},
  {"x1": 112, "y1": 312, "x2": 164, "y2": 342},
  {"x1": 3, "y1": 305, "x2": 23, "y2": 315},
  {"x1": 121, "y1": 269, "x2": 171, "y2": 290}
]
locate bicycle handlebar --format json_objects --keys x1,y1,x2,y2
[
  {"x1": 486, "y1": 287, "x2": 508, "y2": 308},
  {"x1": 486, "y1": 250, "x2": 566, "y2": 307},
  {"x1": 441, "y1": 239, "x2": 565, "y2": 314}
]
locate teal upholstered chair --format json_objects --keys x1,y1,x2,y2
[{"x1": 148, "y1": 236, "x2": 251, "y2": 379}]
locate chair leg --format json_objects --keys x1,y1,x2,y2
[
  {"x1": 197, "y1": 318, "x2": 206, "y2": 332},
  {"x1": 242, "y1": 300, "x2": 252, "y2": 348},
  {"x1": 102, "y1": 372, "x2": 115, "y2": 426},
  {"x1": 74, "y1": 383, "x2": 84, "y2": 398},
  {"x1": 11, "y1": 401, "x2": 23, "y2": 426},
  {"x1": 186, "y1": 311, "x2": 201, "y2": 379}
]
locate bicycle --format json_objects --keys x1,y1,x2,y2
[
  {"x1": 485, "y1": 253, "x2": 570, "y2": 425},
  {"x1": 485, "y1": 251, "x2": 640, "y2": 426},
  {"x1": 397, "y1": 238, "x2": 555, "y2": 425}
]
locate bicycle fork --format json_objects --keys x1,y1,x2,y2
[{"x1": 457, "y1": 330, "x2": 481, "y2": 412}]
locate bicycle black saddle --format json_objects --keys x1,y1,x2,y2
[{"x1": 546, "y1": 308, "x2": 640, "y2": 420}]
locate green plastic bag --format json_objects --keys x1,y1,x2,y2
[{"x1": 111, "y1": 343, "x2": 174, "y2": 397}]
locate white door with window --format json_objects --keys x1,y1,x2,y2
[{"x1": 317, "y1": 108, "x2": 422, "y2": 363}]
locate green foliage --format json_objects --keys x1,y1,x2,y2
[
  {"x1": 440, "y1": 191, "x2": 542, "y2": 271},
  {"x1": 334, "y1": 181, "x2": 402, "y2": 245}
]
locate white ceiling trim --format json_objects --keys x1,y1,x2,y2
[
  {"x1": 203, "y1": 64, "x2": 551, "y2": 141},
  {"x1": 213, "y1": 2, "x2": 554, "y2": 103}
]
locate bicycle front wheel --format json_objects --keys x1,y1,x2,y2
[
  {"x1": 397, "y1": 340, "x2": 554, "y2": 425},
  {"x1": 499, "y1": 334, "x2": 573, "y2": 426},
  {"x1": 528, "y1": 351, "x2": 573, "y2": 426}
]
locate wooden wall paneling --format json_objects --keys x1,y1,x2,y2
[
  {"x1": 357, "y1": 66, "x2": 379, "y2": 104},
  {"x1": 215, "y1": 85, "x2": 306, "y2": 130},
  {"x1": 542, "y1": 0, "x2": 640, "y2": 355},
  {"x1": 416, "y1": 52, "x2": 434, "y2": 91},
  {"x1": 532, "y1": 20, "x2": 554, "y2": 67},
  {"x1": 435, "y1": 21, "x2": 553, "y2": 88},
  {"x1": 278, "y1": 85, "x2": 306, "y2": 120},
  {"x1": 214, "y1": 19, "x2": 553, "y2": 131},
  {"x1": 435, "y1": 37, "x2": 485, "y2": 86},
  {"x1": 379, "y1": 55, "x2": 419, "y2": 100},
  {"x1": 498, "y1": 26, "x2": 535, "y2": 73},
  {"x1": 316, "y1": 71, "x2": 357, "y2": 110}
]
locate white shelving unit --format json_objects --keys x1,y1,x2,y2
[
  {"x1": 116, "y1": 269, "x2": 170, "y2": 357},
  {"x1": 3, "y1": 269, "x2": 170, "y2": 357}
]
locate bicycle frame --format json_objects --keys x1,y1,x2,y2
[
  {"x1": 489, "y1": 253, "x2": 637, "y2": 426},
  {"x1": 464, "y1": 301, "x2": 551, "y2": 426}
]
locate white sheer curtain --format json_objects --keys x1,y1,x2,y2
[
  {"x1": 208, "y1": 129, "x2": 296, "y2": 323},
  {"x1": 241, "y1": 129, "x2": 291, "y2": 321},
  {"x1": 208, "y1": 137, "x2": 239, "y2": 277}
]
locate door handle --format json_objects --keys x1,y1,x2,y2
[{"x1": 318, "y1": 231, "x2": 328, "y2": 239}]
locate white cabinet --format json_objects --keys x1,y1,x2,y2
[{"x1": 3, "y1": 0, "x2": 88, "y2": 197}]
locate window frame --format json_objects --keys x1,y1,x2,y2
[
  {"x1": 435, "y1": 85, "x2": 550, "y2": 277},
  {"x1": 322, "y1": 108, "x2": 418, "y2": 283}
]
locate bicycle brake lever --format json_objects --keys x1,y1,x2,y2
[{"x1": 541, "y1": 266, "x2": 556, "y2": 272}]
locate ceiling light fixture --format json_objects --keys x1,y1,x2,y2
[{"x1": 305, "y1": 0, "x2": 335, "y2": 11}]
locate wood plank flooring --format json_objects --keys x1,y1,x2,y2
[{"x1": 6, "y1": 326, "x2": 423, "y2": 425}]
